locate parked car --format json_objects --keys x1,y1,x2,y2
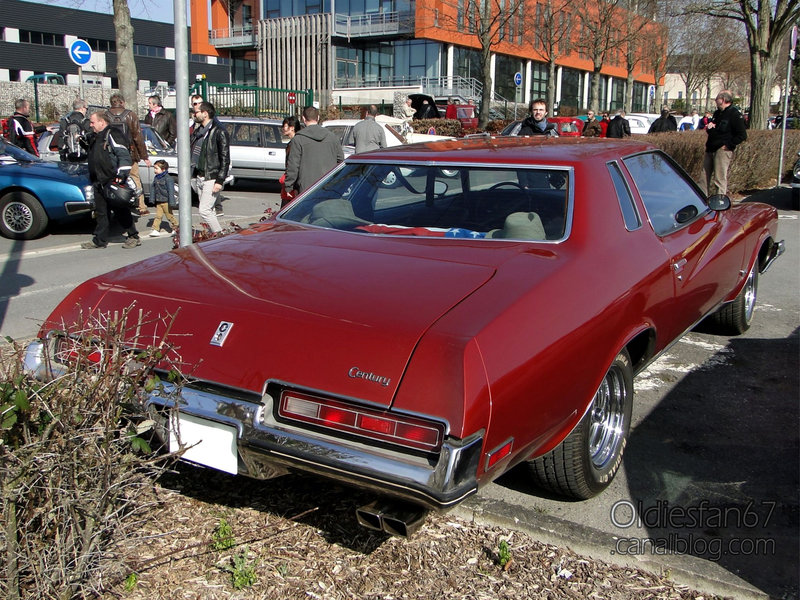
[
  {"x1": 217, "y1": 116, "x2": 287, "y2": 181},
  {"x1": 26, "y1": 73, "x2": 65, "y2": 85},
  {"x1": 0, "y1": 138, "x2": 93, "y2": 239},
  {"x1": 23, "y1": 137, "x2": 783, "y2": 536},
  {"x1": 500, "y1": 116, "x2": 584, "y2": 137},
  {"x1": 625, "y1": 114, "x2": 653, "y2": 134},
  {"x1": 36, "y1": 122, "x2": 178, "y2": 199},
  {"x1": 323, "y1": 115, "x2": 453, "y2": 157},
  {"x1": 409, "y1": 93, "x2": 479, "y2": 130}
]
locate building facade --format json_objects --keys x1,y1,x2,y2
[
  {"x1": 0, "y1": 0, "x2": 228, "y2": 91},
  {"x1": 193, "y1": 0, "x2": 664, "y2": 113}
]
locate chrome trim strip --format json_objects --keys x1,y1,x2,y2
[{"x1": 148, "y1": 383, "x2": 482, "y2": 510}]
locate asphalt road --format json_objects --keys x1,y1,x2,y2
[{"x1": 1, "y1": 184, "x2": 797, "y2": 599}]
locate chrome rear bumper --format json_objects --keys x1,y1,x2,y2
[{"x1": 148, "y1": 382, "x2": 483, "y2": 511}]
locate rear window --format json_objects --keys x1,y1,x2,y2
[{"x1": 281, "y1": 163, "x2": 572, "y2": 241}]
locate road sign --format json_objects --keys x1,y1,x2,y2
[
  {"x1": 649, "y1": 85, "x2": 655, "y2": 98},
  {"x1": 514, "y1": 72, "x2": 522, "y2": 87},
  {"x1": 287, "y1": 92, "x2": 296, "y2": 105},
  {"x1": 68, "y1": 39, "x2": 93, "y2": 67}
]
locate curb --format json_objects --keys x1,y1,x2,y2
[{"x1": 452, "y1": 496, "x2": 769, "y2": 600}]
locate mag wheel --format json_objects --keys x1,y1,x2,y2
[
  {"x1": 703, "y1": 262, "x2": 758, "y2": 336},
  {"x1": 0, "y1": 191, "x2": 48, "y2": 240},
  {"x1": 529, "y1": 349, "x2": 633, "y2": 499}
]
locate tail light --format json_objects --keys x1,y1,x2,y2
[{"x1": 279, "y1": 391, "x2": 443, "y2": 452}]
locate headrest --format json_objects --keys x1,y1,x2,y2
[{"x1": 310, "y1": 199, "x2": 371, "y2": 228}]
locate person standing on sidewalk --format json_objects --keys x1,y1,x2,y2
[
  {"x1": 700, "y1": 90, "x2": 747, "y2": 197},
  {"x1": 284, "y1": 106, "x2": 343, "y2": 195},
  {"x1": 353, "y1": 104, "x2": 386, "y2": 154},
  {"x1": 145, "y1": 94, "x2": 177, "y2": 145},
  {"x1": 81, "y1": 111, "x2": 141, "y2": 250},
  {"x1": 8, "y1": 98, "x2": 43, "y2": 155},
  {"x1": 190, "y1": 102, "x2": 230, "y2": 235},
  {"x1": 105, "y1": 93, "x2": 151, "y2": 215}
]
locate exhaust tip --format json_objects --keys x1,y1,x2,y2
[
  {"x1": 355, "y1": 500, "x2": 428, "y2": 538},
  {"x1": 355, "y1": 501, "x2": 384, "y2": 531}
]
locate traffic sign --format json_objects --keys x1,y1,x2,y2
[
  {"x1": 514, "y1": 72, "x2": 522, "y2": 87},
  {"x1": 69, "y1": 39, "x2": 93, "y2": 67},
  {"x1": 287, "y1": 92, "x2": 296, "y2": 105}
]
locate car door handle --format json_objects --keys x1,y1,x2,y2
[
  {"x1": 672, "y1": 259, "x2": 687, "y2": 272},
  {"x1": 269, "y1": 151, "x2": 277, "y2": 156}
]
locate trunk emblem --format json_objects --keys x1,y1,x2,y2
[
  {"x1": 348, "y1": 366, "x2": 391, "y2": 387},
  {"x1": 211, "y1": 321, "x2": 234, "y2": 346}
]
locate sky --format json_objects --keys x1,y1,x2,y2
[{"x1": 21, "y1": 0, "x2": 180, "y2": 25}]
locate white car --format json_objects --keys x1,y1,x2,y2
[
  {"x1": 217, "y1": 116, "x2": 287, "y2": 181},
  {"x1": 322, "y1": 115, "x2": 453, "y2": 157}
]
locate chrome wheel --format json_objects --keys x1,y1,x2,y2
[
  {"x1": 588, "y1": 366, "x2": 627, "y2": 470},
  {"x1": 742, "y1": 265, "x2": 757, "y2": 325},
  {"x1": 3, "y1": 200, "x2": 34, "y2": 234}
]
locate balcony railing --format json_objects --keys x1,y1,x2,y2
[
  {"x1": 333, "y1": 75, "x2": 483, "y2": 104},
  {"x1": 333, "y1": 11, "x2": 415, "y2": 39},
  {"x1": 209, "y1": 25, "x2": 257, "y2": 48}
]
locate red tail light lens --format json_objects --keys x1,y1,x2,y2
[{"x1": 279, "y1": 391, "x2": 443, "y2": 452}]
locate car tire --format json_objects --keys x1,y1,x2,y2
[
  {"x1": 529, "y1": 349, "x2": 633, "y2": 499},
  {"x1": 0, "y1": 191, "x2": 48, "y2": 240},
  {"x1": 702, "y1": 262, "x2": 758, "y2": 336},
  {"x1": 792, "y1": 186, "x2": 799, "y2": 211}
]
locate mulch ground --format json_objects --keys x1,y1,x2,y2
[{"x1": 99, "y1": 465, "x2": 712, "y2": 600}]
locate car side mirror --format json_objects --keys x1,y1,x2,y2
[{"x1": 707, "y1": 194, "x2": 731, "y2": 211}]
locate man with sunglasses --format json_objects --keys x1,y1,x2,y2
[{"x1": 190, "y1": 102, "x2": 230, "y2": 235}]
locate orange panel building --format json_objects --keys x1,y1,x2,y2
[{"x1": 194, "y1": 0, "x2": 664, "y2": 113}]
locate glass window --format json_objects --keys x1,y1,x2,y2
[
  {"x1": 607, "y1": 161, "x2": 641, "y2": 230},
  {"x1": 623, "y1": 152, "x2": 708, "y2": 236},
  {"x1": 282, "y1": 163, "x2": 571, "y2": 241}
]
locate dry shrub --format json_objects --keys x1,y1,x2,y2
[
  {"x1": 0, "y1": 307, "x2": 182, "y2": 600},
  {"x1": 411, "y1": 118, "x2": 462, "y2": 137},
  {"x1": 644, "y1": 129, "x2": 800, "y2": 194}
]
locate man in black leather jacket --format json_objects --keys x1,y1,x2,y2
[
  {"x1": 145, "y1": 95, "x2": 177, "y2": 146},
  {"x1": 701, "y1": 90, "x2": 747, "y2": 197},
  {"x1": 190, "y1": 102, "x2": 230, "y2": 234}
]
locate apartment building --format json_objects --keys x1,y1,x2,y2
[{"x1": 0, "y1": 0, "x2": 228, "y2": 90}]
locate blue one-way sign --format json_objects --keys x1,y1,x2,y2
[{"x1": 69, "y1": 39, "x2": 93, "y2": 66}]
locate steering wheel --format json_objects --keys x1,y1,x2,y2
[{"x1": 488, "y1": 181, "x2": 525, "y2": 191}]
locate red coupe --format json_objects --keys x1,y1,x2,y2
[{"x1": 24, "y1": 137, "x2": 783, "y2": 536}]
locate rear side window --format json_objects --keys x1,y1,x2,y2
[
  {"x1": 623, "y1": 151, "x2": 707, "y2": 236},
  {"x1": 226, "y1": 123, "x2": 261, "y2": 147},
  {"x1": 607, "y1": 162, "x2": 641, "y2": 230}
]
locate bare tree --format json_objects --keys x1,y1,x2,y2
[
  {"x1": 620, "y1": 0, "x2": 657, "y2": 112},
  {"x1": 112, "y1": 0, "x2": 139, "y2": 106},
  {"x1": 428, "y1": 0, "x2": 525, "y2": 128},
  {"x1": 574, "y1": 0, "x2": 629, "y2": 112},
  {"x1": 528, "y1": 0, "x2": 575, "y2": 111},
  {"x1": 684, "y1": 0, "x2": 800, "y2": 130}
]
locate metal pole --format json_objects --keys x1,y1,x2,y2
[
  {"x1": 174, "y1": 0, "x2": 192, "y2": 246},
  {"x1": 79, "y1": 66, "x2": 84, "y2": 102},
  {"x1": 776, "y1": 36, "x2": 796, "y2": 188}
]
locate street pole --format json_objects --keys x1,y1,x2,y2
[
  {"x1": 777, "y1": 26, "x2": 797, "y2": 188},
  {"x1": 174, "y1": 0, "x2": 192, "y2": 247}
]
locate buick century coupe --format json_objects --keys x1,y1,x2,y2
[{"x1": 24, "y1": 137, "x2": 783, "y2": 536}]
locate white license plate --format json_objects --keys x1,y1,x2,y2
[{"x1": 169, "y1": 413, "x2": 238, "y2": 474}]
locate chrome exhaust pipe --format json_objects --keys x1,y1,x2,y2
[{"x1": 355, "y1": 501, "x2": 428, "y2": 538}]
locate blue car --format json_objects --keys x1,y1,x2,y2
[{"x1": 0, "y1": 139, "x2": 94, "y2": 239}]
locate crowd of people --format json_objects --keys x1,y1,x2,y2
[{"x1": 3, "y1": 89, "x2": 751, "y2": 246}]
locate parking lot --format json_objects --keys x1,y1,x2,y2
[{"x1": 0, "y1": 184, "x2": 796, "y2": 599}]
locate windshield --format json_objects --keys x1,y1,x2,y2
[
  {"x1": 141, "y1": 124, "x2": 172, "y2": 152},
  {"x1": 0, "y1": 139, "x2": 42, "y2": 163},
  {"x1": 281, "y1": 162, "x2": 571, "y2": 241}
]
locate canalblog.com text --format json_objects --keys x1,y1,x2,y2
[{"x1": 611, "y1": 534, "x2": 775, "y2": 561}]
